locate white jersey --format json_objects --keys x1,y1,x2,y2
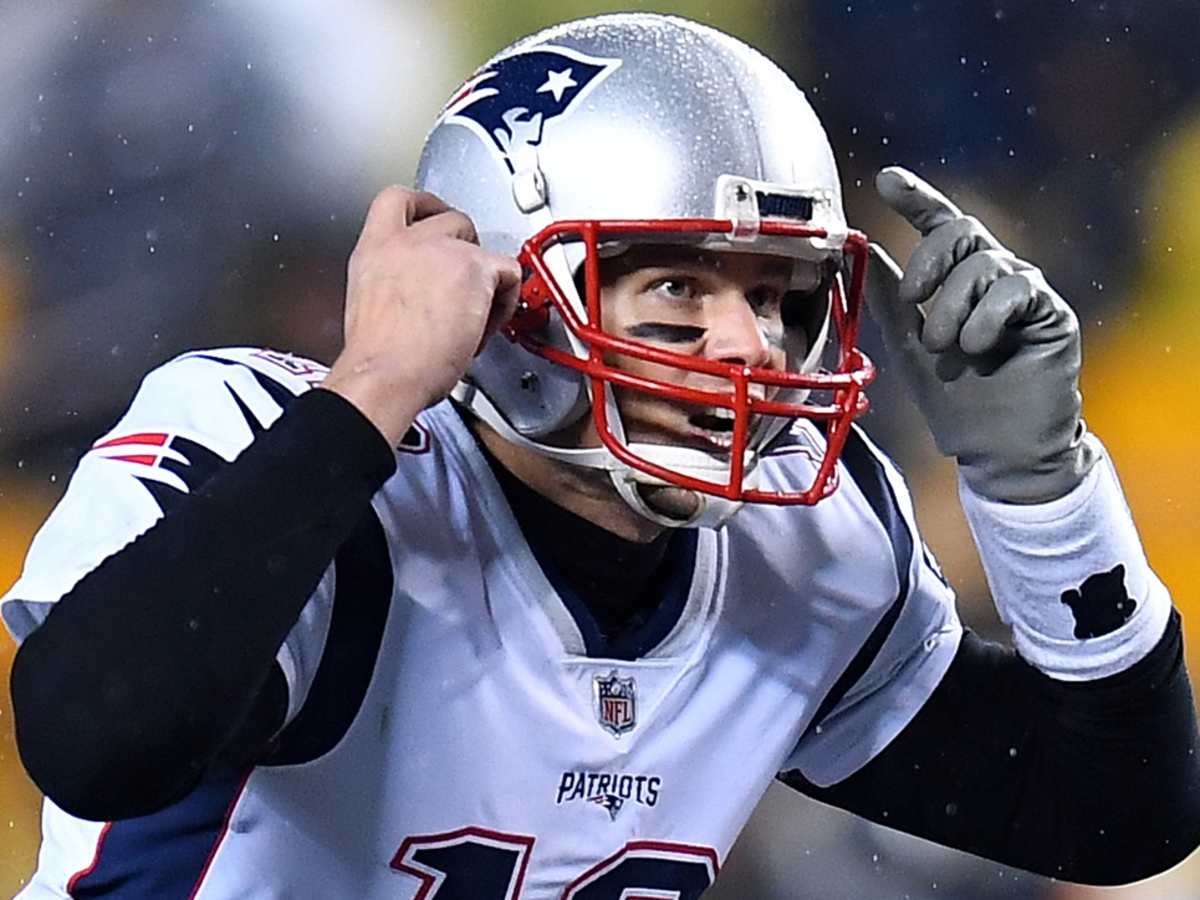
[{"x1": 2, "y1": 348, "x2": 961, "y2": 899}]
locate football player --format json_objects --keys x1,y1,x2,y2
[{"x1": 5, "y1": 13, "x2": 1199, "y2": 899}]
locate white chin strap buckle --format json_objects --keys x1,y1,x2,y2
[{"x1": 611, "y1": 470, "x2": 747, "y2": 530}]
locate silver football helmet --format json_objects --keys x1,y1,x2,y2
[{"x1": 415, "y1": 13, "x2": 874, "y2": 527}]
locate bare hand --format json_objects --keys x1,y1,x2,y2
[{"x1": 322, "y1": 186, "x2": 521, "y2": 446}]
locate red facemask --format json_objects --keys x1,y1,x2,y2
[{"x1": 506, "y1": 218, "x2": 876, "y2": 505}]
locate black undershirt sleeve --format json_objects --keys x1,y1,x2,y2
[
  {"x1": 780, "y1": 611, "x2": 1200, "y2": 885},
  {"x1": 10, "y1": 388, "x2": 396, "y2": 822}
]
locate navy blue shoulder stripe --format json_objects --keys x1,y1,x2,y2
[
  {"x1": 264, "y1": 505, "x2": 393, "y2": 765},
  {"x1": 805, "y1": 426, "x2": 914, "y2": 733},
  {"x1": 191, "y1": 352, "x2": 304, "y2": 409},
  {"x1": 67, "y1": 770, "x2": 249, "y2": 898},
  {"x1": 135, "y1": 436, "x2": 226, "y2": 515},
  {"x1": 133, "y1": 357, "x2": 299, "y2": 511},
  {"x1": 224, "y1": 383, "x2": 265, "y2": 436}
]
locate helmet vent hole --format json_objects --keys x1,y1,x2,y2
[{"x1": 756, "y1": 192, "x2": 815, "y2": 221}]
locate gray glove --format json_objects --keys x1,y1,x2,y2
[{"x1": 866, "y1": 166, "x2": 1098, "y2": 504}]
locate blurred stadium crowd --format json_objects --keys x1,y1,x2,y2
[{"x1": 2, "y1": 1, "x2": 1199, "y2": 897}]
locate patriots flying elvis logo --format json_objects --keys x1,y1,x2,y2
[{"x1": 441, "y1": 45, "x2": 622, "y2": 173}]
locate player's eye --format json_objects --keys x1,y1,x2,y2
[{"x1": 649, "y1": 277, "x2": 695, "y2": 301}]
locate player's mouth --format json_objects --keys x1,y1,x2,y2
[
  {"x1": 685, "y1": 407, "x2": 742, "y2": 454},
  {"x1": 620, "y1": 393, "x2": 770, "y2": 458}
]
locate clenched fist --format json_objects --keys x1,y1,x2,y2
[
  {"x1": 322, "y1": 186, "x2": 522, "y2": 446},
  {"x1": 867, "y1": 166, "x2": 1098, "y2": 504}
]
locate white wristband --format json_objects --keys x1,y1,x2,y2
[{"x1": 958, "y1": 434, "x2": 1171, "y2": 681}]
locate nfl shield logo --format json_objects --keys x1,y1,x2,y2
[{"x1": 594, "y1": 670, "x2": 637, "y2": 738}]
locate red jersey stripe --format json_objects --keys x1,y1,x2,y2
[{"x1": 93, "y1": 432, "x2": 169, "y2": 450}]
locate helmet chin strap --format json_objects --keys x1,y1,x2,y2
[
  {"x1": 607, "y1": 454, "x2": 747, "y2": 529},
  {"x1": 594, "y1": 379, "x2": 748, "y2": 529}
]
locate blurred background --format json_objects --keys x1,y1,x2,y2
[{"x1": 1, "y1": 0, "x2": 1198, "y2": 897}]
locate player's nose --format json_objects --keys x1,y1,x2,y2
[{"x1": 704, "y1": 291, "x2": 773, "y2": 369}]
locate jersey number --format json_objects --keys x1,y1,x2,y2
[{"x1": 391, "y1": 827, "x2": 717, "y2": 899}]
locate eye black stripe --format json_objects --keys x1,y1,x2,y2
[{"x1": 625, "y1": 323, "x2": 706, "y2": 342}]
